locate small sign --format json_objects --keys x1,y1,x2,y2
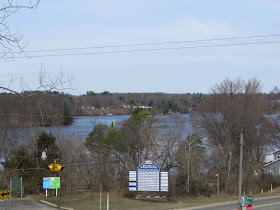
[
  {"x1": 246, "y1": 203, "x2": 253, "y2": 210},
  {"x1": 43, "y1": 177, "x2": 60, "y2": 189},
  {"x1": 0, "y1": 190, "x2": 11, "y2": 199},
  {"x1": 138, "y1": 160, "x2": 159, "y2": 171},
  {"x1": 245, "y1": 196, "x2": 253, "y2": 201},
  {"x1": 43, "y1": 177, "x2": 49, "y2": 189},
  {"x1": 241, "y1": 195, "x2": 253, "y2": 206}
]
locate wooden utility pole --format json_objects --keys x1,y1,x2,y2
[{"x1": 237, "y1": 133, "x2": 243, "y2": 210}]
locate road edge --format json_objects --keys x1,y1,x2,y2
[
  {"x1": 40, "y1": 200, "x2": 74, "y2": 210},
  {"x1": 40, "y1": 200, "x2": 58, "y2": 207},
  {"x1": 174, "y1": 195, "x2": 280, "y2": 210}
]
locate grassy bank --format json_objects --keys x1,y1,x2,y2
[
  {"x1": 29, "y1": 189, "x2": 280, "y2": 210},
  {"x1": 30, "y1": 193, "x2": 237, "y2": 210}
]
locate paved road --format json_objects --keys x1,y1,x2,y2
[
  {"x1": 1, "y1": 199, "x2": 57, "y2": 210},
  {"x1": 177, "y1": 196, "x2": 280, "y2": 210}
]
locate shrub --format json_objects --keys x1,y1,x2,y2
[{"x1": 199, "y1": 184, "x2": 213, "y2": 197}]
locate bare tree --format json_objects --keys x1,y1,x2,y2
[
  {"x1": 0, "y1": 67, "x2": 74, "y2": 126},
  {"x1": 193, "y1": 78, "x2": 274, "y2": 193},
  {"x1": 0, "y1": 0, "x2": 40, "y2": 59}
]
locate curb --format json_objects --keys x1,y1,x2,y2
[
  {"x1": 175, "y1": 195, "x2": 280, "y2": 210},
  {"x1": 40, "y1": 200, "x2": 74, "y2": 210},
  {"x1": 40, "y1": 200, "x2": 58, "y2": 207},
  {"x1": 60, "y1": 207, "x2": 74, "y2": 210}
]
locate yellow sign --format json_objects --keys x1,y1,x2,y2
[{"x1": 0, "y1": 190, "x2": 11, "y2": 199}]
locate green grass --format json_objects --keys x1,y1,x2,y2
[
  {"x1": 30, "y1": 193, "x2": 237, "y2": 210},
  {"x1": 29, "y1": 189, "x2": 280, "y2": 210}
]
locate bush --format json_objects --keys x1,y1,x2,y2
[
  {"x1": 122, "y1": 190, "x2": 136, "y2": 198},
  {"x1": 199, "y1": 185, "x2": 213, "y2": 197}
]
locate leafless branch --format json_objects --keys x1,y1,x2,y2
[{"x1": 0, "y1": 0, "x2": 40, "y2": 59}]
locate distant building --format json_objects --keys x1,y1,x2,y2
[
  {"x1": 132, "y1": 105, "x2": 152, "y2": 109},
  {"x1": 263, "y1": 150, "x2": 280, "y2": 175},
  {"x1": 80, "y1": 106, "x2": 95, "y2": 110}
]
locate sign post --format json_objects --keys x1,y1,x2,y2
[
  {"x1": 0, "y1": 190, "x2": 11, "y2": 210},
  {"x1": 43, "y1": 177, "x2": 60, "y2": 197},
  {"x1": 241, "y1": 196, "x2": 253, "y2": 209},
  {"x1": 107, "y1": 192, "x2": 109, "y2": 210}
]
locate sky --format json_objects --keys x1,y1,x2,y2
[{"x1": 1, "y1": 0, "x2": 280, "y2": 95}]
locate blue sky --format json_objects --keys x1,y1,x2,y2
[{"x1": 1, "y1": 0, "x2": 280, "y2": 95}]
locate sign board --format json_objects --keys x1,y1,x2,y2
[
  {"x1": 246, "y1": 203, "x2": 253, "y2": 210},
  {"x1": 43, "y1": 177, "x2": 60, "y2": 189},
  {"x1": 138, "y1": 160, "x2": 160, "y2": 171},
  {"x1": 241, "y1": 196, "x2": 253, "y2": 206},
  {"x1": 129, "y1": 160, "x2": 169, "y2": 193},
  {"x1": 11, "y1": 177, "x2": 21, "y2": 193},
  {"x1": 0, "y1": 190, "x2": 11, "y2": 199},
  {"x1": 245, "y1": 196, "x2": 253, "y2": 201}
]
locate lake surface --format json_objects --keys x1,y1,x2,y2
[{"x1": 46, "y1": 114, "x2": 190, "y2": 140}]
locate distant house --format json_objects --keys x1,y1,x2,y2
[
  {"x1": 263, "y1": 150, "x2": 280, "y2": 175},
  {"x1": 80, "y1": 106, "x2": 95, "y2": 110}
]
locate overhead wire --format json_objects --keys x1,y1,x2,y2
[
  {"x1": 2, "y1": 33, "x2": 280, "y2": 59},
  {"x1": 7, "y1": 33, "x2": 280, "y2": 54},
  {"x1": 9, "y1": 40, "x2": 280, "y2": 59}
]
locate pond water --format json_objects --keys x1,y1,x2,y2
[{"x1": 46, "y1": 114, "x2": 190, "y2": 140}]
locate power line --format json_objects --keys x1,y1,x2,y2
[
  {"x1": 10, "y1": 40, "x2": 280, "y2": 59},
  {"x1": 9, "y1": 33, "x2": 280, "y2": 54}
]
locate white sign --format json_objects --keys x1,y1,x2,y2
[
  {"x1": 129, "y1": 160, "x2": 169, "y2": 192},
  {"x1": 129, "y1": 171, "x2": 137, "y2": 191}
]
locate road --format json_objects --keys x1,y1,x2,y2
[
  {"x1": 1, "y1": 199, "x2": 57, "y2": 210},
  {"x1": 178, "y1": 196, "x2": 280, "y2": 210}
]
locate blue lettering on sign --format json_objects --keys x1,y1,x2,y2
[{"x1": 138, "y1": 160, "x2": 159, "y2": 171}]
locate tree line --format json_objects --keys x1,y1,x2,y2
[
  {"x1": 1, "y1": 78, "x2": 280, "y2": 198},
  {"x1": 0, "y1": 87, "x2": 279, "y2": 126},
  {"x1": 0, "y1": 91, "x2": 205, "y2": 120}
]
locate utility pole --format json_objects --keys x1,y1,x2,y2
[
  {"x1": 216, "y1": 174, "x2": 219, "y2": 199},
  {"x1": 237, "y1": 133, "x2": 243, "y2": 210}
]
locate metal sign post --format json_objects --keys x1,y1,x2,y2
[
  {"x1": 20, "y1": 177, "x2": 23, "y2": 199},
  {"x1": 107, "y1": 192, "x2": 109, "y2": 210},
  {"x1": 238, "y1": 134, "x2": 243, "y2": 210},
  {"x1": 43, "y1": 177, "x2": 60, "y2": 197},
  {"x1": 100, "y1": 190, "x2": 102, "y2": 210},
  {"x1": 0, "y1": 190, "x2": 11, "y2": 210}
]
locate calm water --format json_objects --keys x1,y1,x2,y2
[{"x1": 46, "y1": 114, "x2": 190, "y2": 140}]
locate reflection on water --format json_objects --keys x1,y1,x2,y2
[
  {"x1": 45, "y1": 114, "x2": 190, "y2": 140},
  {"x1": 46, "y1": 115, "x2": 131, "y2": 139}
]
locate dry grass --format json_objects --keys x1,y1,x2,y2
[{"x1": 28, "y1": 189, "x2": 280, "y2": 210}]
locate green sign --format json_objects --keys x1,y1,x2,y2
[
  {"x1": 49, "y1": 177, "x2": 60, "y2": 189},
  {"x1": 245, "y1": 200, "x2": 252, "y2": 205},
  {"x1": 242, "y1": 196, "x2": 253, "y2": 206},
  {"x1": 245, "y1": 196, "x2": 253, "y2": 201},
  {"x1": 11, "y1": 177, "x2": 21, "y2": 193},
  {"x1": 43, "y1": 177, "x2": 60, "y2": 189}
]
